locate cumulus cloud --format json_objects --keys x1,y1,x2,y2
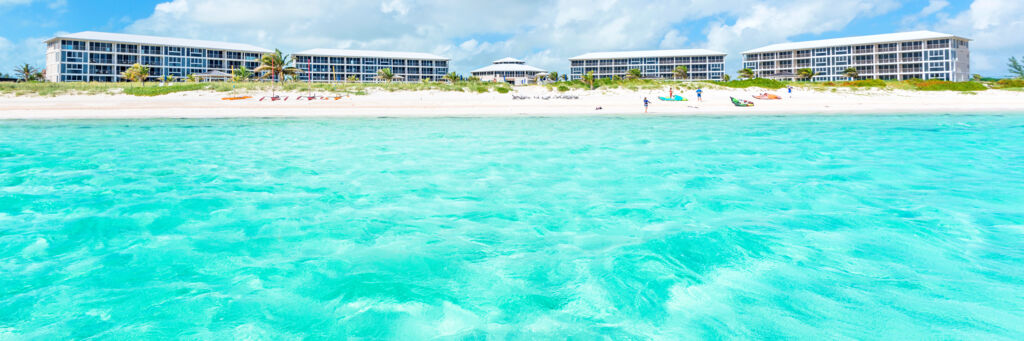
[{"x1": 933, "y1": 0, "x2": 1024, "y2": 76}]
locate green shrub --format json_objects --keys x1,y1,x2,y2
[
  {"x1": 710, "y1": 78, "x2": 786, "y2": 89},
  {"x1": 842, "y1": 79, "x2": 887, "y2": 87},
  {"x1": 122, "y1": 83, "x2": 207, "y2": 96},
  {"x1": 557, "y1": 85, "x2": 569, "y2": 92},
  {"x1": 913, "y1": 80, "x2": 987, "y2": 91},
  {"x1": 994, "y1": 79, "x2": 1024, "y2": 88},
  {"x1": 495, "y1": 87, "x2": 510, "y2": 94}
]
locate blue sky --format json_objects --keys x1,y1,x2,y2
[{"x1": 2, "y1": 0, "x2": 1021, "y2": 77}]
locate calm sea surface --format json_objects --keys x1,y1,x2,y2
[{"x1": 1, "y1": 115, "x2": 1023, "y2": 339}]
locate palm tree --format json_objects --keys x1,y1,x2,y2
[
  {"x1": 376, "y1": 68, "x2": 396, "y2": 82},
  {"x1": 13, "y1": 64, "x2": 37, "y2": 82},
  {"x1": 232, "y1": 66, "x2": 253, "y2": 81},
  {"x1": 32, "y1": 69, "x2": 45, "y2": 81},
  {"x1": 625, "y1": 68, "x2": 643, "y2": 80},
  {"x1": 672, "y1": 65, "x2": 689, "y2": 80},
  {"x1": 255, "y1": 49, "x2": 302, "y2": 95},
  {"x1": 797, "y1": 68, "x2": 816, "y2": 81},
  {"x1": 442, "y1": 72, "x2": 459, "y2": 83},
  {"x1": 548, "y1": 71, "x2": 559, "y2": 82},
  {"x1": 842, "y1": 67, "x2": 859, "y2": 79},
  {"x1": 120, "y1": 63, "x2": 150, "y2": 86},
  {"x1": 347, "y1": 75, "x2": 359, "y2": 83},
  {"x1": 583, "y1": 71, "x2": 595, "y2": 90},
  {"x1": 738, "y1": 68, "x2": 754, "y2": 80},
  {"x1": 721, "y1": 74, "x2": 731, "y2": 82}
]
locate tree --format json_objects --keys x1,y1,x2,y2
[
  {"x1": 1009, "y1": 56, "x2": 1024, "y2": 79},
  {"x1": 232, "y1": 66, "x2": 253, "y2": 81},
  {"x1": 120, "y1": 63, "x2": 150, "y2": 86},
  {"x1": 583, "y1": 71, "x2": 595, "y2": 90},
  {"x1": 797, "y1": 68, "x2": 817, "y2": 81},
  {"x1": 625, "y1": 68, "x2": 643, "y2": 80},
  {"x1": 347, "y1": 75, "x2": 359, "y2": 83},
  {"x1": 32, "y1": 69, "x2": 46, "y2": 81},
  {"x1": 443, "y1": 72, "x2": 459, "y2": 83},
  {"x1": 13, "y1": 64, "x2": 37, "y2": 82},
  {"x1": 547, "y1": 71, "x2": 559, "y2": 82},
  {"x1": 561, "y1": 74, "x2": 568, "y2": 82},
  {"x1": 721, "y1": 74, "x2": 731, "y2": 82},
  {"x1": 971, "y1": 74, "x2": 982, "y2": 81},
  {"x1": 672, "y1": 65, "x2": 689, "y2": 80},
  {"x1": 738, "y1": 68, "x2": 754, "y2": 80},
  {"x1": 843, "y1": 67, "x2": 859, "y2": 79},
  {"x1": 376, "y1": 68, "x2": 396, "y2": 82},
  {"x1": 255, "y1": 49, "x2": 302, "y2": 95}
]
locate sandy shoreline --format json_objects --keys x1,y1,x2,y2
[{"x1": 2, "y1": 86, "x2": 1023, "y2": 119}]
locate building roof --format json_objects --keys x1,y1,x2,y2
[
  {"x1": 295, "y1": 48, "x2": 449, "y2": 60},
  {"x1": 45, "y1": 31, "x2": 272, "y2": 53},
  {"x1": 569, "y1": 49, "x2": 726, "y2": 60},
  {"x1": 742, "y1": 31, "x2": 970, "y2": 54},
  {"x1": 493, "y1": 57, "x2": 524, "y2": 64},
  {"x1": 471, "y1": 63, "x2": 547, "y2": 74}
]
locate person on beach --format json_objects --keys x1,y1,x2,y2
[
  {"x1": 669, "y1": 88, "x2": 674, "y2": 99},
  {"x1": 696, "y1": 88, "x2": 703, "y2": 102},
  {"x1": 788, "y1": 86, "x2": 793, "y2": 98},
  {"x1": 643, "y1": 97, "x2": 651, "y2": 113}
]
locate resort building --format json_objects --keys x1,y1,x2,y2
[
  {"x1": 742, "y1": 31, "x2": 971, "y2": 82},
  {"x1": 470, "y1": 57, "x2": 548, "y2": 85},
  {"x1": 293, "y1": 49, "x2": 449, "y2": 83},
  {"x1": 569, "y1": 49, "x2": 727, "y2": 81},
  {"x1": 44, "y1": 31, "x2": 271, "y2": 82}
]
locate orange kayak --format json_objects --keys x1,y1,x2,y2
[{"x1": 221, "y1": 96, "x2": 252, "y2": 101}]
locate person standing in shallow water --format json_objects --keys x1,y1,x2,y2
[
  {"x1": 696, "y1": 88, "x2": 703, "y2": 102},
  {"x1": 643, "y1": 97, "x2": 651, "y2": 113}
]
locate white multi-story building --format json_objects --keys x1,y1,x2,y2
[
  {"x1": 742, "y1": 31, "x2": 971, "y2": 82},
  {"x1": 293, "y1": 49, "x2": 449, "y2": 83},
  {"x1": 44, "y1": 31, "x2": 271, "y2": 82},
  {"x1": 470, "y1": 57, "x2": 547, "y2": 85},
  {"x1": 569, "y1": 49, "x2": 727, "y2": 81}
]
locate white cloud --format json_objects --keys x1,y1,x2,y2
[
  {"x1": 935, "y1": 0, "x2": 1024, "y2": 76},
  {"x1": 0, "y1": 35, "x2": 48, "y2": 77},
  {"x1": 920, "y1": 0, "x2": 949, "y2": 16},
  {"x1": 659, "y1": 30, "x2": 689, "y2": 49}
]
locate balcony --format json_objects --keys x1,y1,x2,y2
[
  {"x1": 900, "y1": 57, "x2": 922, "y2": 62},
  {"x1": 878, "y1": 59, "x2": 898, "y2": 64},
  {"x1": 796, "y1": 53, "x2": 811, "y2": 58},
  {"x1": 926, "y1": 44, "x2": 948, "y2": 49},
  {"x1": 878, "y1": 47, "x2": 897, "y2": 53},
  {"x1": 901, "y1": 68, "x2": 923, "y2": 73}
]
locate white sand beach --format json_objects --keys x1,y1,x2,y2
[{"x1": 2, "y1": 86, "x2": 1023, "y2": 119}]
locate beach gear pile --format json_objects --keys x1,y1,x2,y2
[{"x1": 731, "y1": 97, "x2": 754, "y2": 107}]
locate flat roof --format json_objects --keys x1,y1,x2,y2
[
  {"x1": 295, "y1": 48, "x2": 449, "y2": 61},
  {"x1": 471, "y1": 63, "x2": 547, "y2": 74},
  {"x1": 569, "y1": 49, "x2": 726, "y2": 60},
  {"x1": 742, "y1": 31, "x2": 970, "y2": 54},
  {"x1": 45, "y1": 31, "x2": 272, "y2": 53}
]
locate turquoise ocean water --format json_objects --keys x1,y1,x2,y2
[{"x1": 1, "y1": 115, "x2": 1023, "y2": 339}]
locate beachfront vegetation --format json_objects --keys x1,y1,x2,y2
[
  {"x1": 443, "y1": 72, "x2": 459, "y2": 83},
  {"x1": 842, "y1": 67, "x2": 859, "y2": 79},
  {"x1": 256, "y1": 49, "x2": 301, "y2": 95},
  {"x1": 13, "y1": 64, "x2": 40, "y2": 82},
  {"x1": 547, "y1": 71, "x2": 560, "y2": 82},
  {"x1": 232, "y1": 66, "x2": 253, "y2": 81},
  {"x1": 583, "y1": 71, "x2": 596, "y2": 89},
  {"x1": 738, "y1": 68, "x2": 754, "y2": 80},
  {"x1": 721, "y1": 74, "x2": 731, "y2": 82},
  {"x1": 1009, "y1": 56, "x2": 1024, "y2": 79},
  {"x1": 625, "y1": 69, "x2": 642, "y2": 80},
  {"x1": 673, "y1": 66, "x2": 689, "y2": 80},
  {"x1": 120, "y1": 63, "x2": 150, "y2": 85},
  {"x1": 797, "y1": 68, "x2": 816, "y2": 81},
  {"x1": 376, "y1": 68, "x2": 396, "y2": 82}
]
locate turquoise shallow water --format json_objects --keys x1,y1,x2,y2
[{"x1": 1, "y1": 115, "x2": 1023, "y2": 339}]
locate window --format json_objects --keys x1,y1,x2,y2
[
  {"x1": 436, "y1": 61, "x2": 447, "y2": 67},
  {"x1": 348, "y1": 57, "x2": 362, "y2": 64},
  {"x1": 61, "y1": 63, "x2": 85, "y2": 74},
  {"x1": 141, "y1": 56, "x2": 162, "y2": 66},
  {"x1": 166, "y1": 57, "x2": 182, "y2": 67},
  {"x1": 89, "y1": 53, "x2": 113, "y2": 64},
  {"x1": 379, "y1": 58, "x2": 391, "y2": 65},
  {"x1": 313, "y1": 56, "x2": 328, "y2": 64},
  {"x1": 364, "y1": 58, "x2": 378, "y2": 65},
  {"x1": 814, "y1": 48, "x2": 829, "y2": 55},
  {"x1": 166, "y1": 47, "x2": 183, "y2": 56},
  {"x1": 187, "y1": 48, "x2": 204, "y2": 57},
  {"x1": 243, "y1": 53, "x2": 259, "y2": 61},
  {"x1": 117, "y1": 55, "x2": 138, "y2": 64},
  {"x1": 421, "y1": 60, "x2": 433, "y2": 66},
  {"x1": 89, "y1": 42, "x2": 112, "y2": 52},
  {"x1": 141, "y1": 45, "x2": 162, "y2": 55},
  {"x1": 226, "y1": 51, "x2": 242, "y2": 59},
  {"x1": 62, "y1": 40, "x2": 86, "y2": 51},
  {"x1": 62, "y1": 51, "x2": 86, "y2": 63},
  {"x1": 188, "y1": 58, "x2": 205, "y2": 67},
  {"x1": 207, "y1": 50, "x2": 223, "y2": 59},
  {"x1": 116, "y1": 44, "x2": 138, "y2": 53},
  {"x1": 330, "y1": 57, "x2": 344, "y2": 64}
]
